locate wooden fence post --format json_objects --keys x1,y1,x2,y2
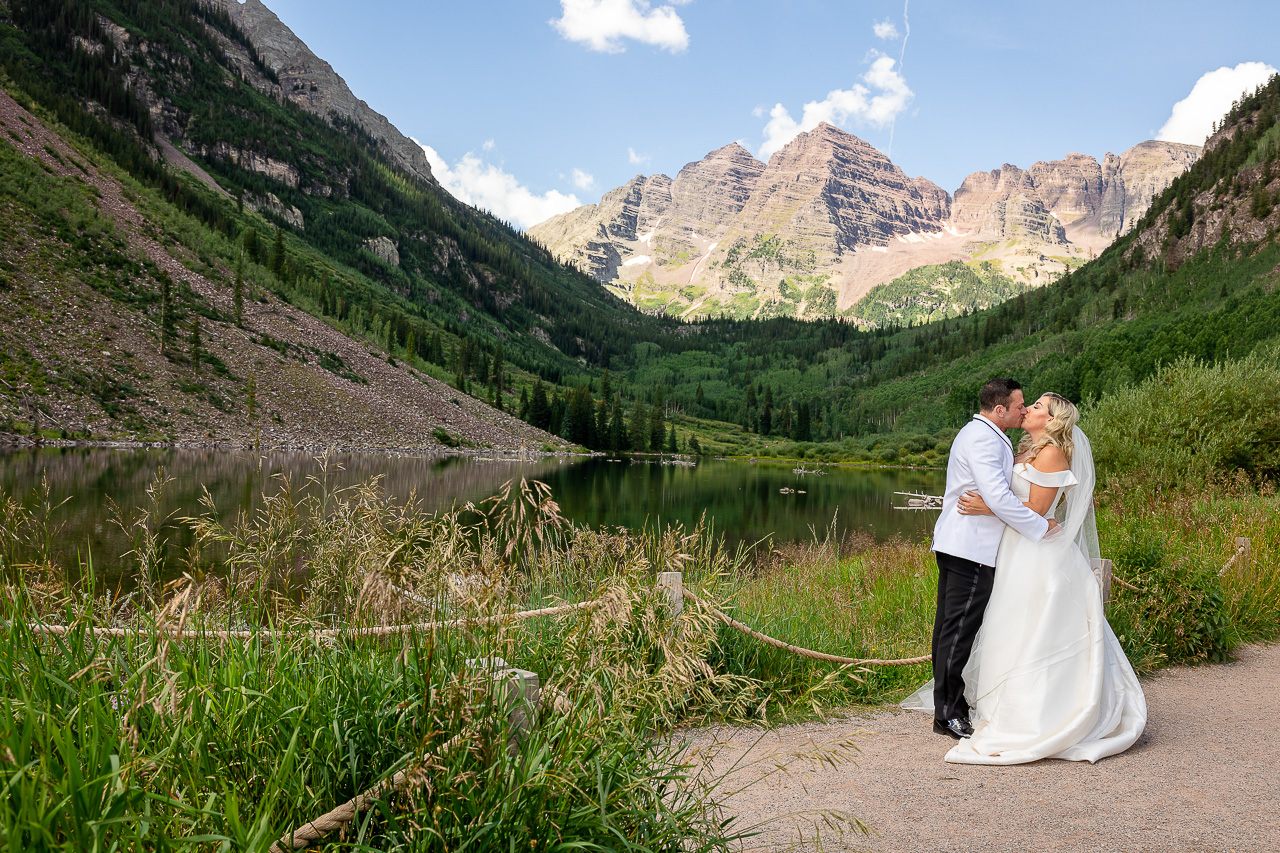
[
  {"x1": 1237, "y1": 537, "x2": 1252, "y2": 577},
  {"x1": 657, "y1": 571, "x2": 683, "y2": 617},
  {"x1": 468, "y1": 658, "x2": 540, "y2": 753},
  {"x1": 494, "y1": 668, "x2": 540, "y2": 753},
  {"x1": 1091, "y1": 558, "x2": 1113, "y2": 606}
]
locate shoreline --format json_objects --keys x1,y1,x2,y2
[{"x1": 1, "y1": 436, "x2": 947, "y2": 472}]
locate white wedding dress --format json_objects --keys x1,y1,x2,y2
[{"x1": 906, "y1": 427, "x2": 1147, "y2": 764}]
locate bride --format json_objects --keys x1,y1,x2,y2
[{"x1": 914, "y1": 393, "x2": 1147, "y2": 764}]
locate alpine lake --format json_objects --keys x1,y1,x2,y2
[{"x1": 0, "y1": 447, "x2": 946, "y2": 587}]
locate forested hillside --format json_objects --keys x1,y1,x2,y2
[{"x1": 2, "y1": 0, "x2": 1278, "y2": 458}]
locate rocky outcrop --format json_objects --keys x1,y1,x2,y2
[
  {"x1": 205, "y1": 0, "x2": 436, "y2": 187},
  {"x1": 528, "y1": 174, "x2": 670, "y2": 279},
  {"x1": 364, "y1": 236, "x2": 400, "y2": 267},
  {"x1": 201, "y1": 141, "x2": 300, "y2": 187},
  {"x1": 1029, "y1": 153, "x2": 1104, "y2": 224},
  {"x1": 951, "y1": 164, "x2": 1065, "y2": 243},
  {"x1": 954, "y1": 144, "x2": 1202, "y2": 244},
  {"x1": 911, "y1": 176, "x2": 952, "y2": 221},
  {"x1": 245, "y1": 191, "x2": 304, "y2": 229},
  {"x1": 1097, "y1": 141, "x2": 1202, "y2": 237}
]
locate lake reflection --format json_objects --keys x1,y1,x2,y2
[{"x1": 0, "y1": 448, "x2": 945, "y2": 582}]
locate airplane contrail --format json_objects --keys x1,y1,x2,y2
[{"x1": 887, "y1": 0, "x2": 910, "y2": 158}]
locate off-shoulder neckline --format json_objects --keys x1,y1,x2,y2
[{"x1": 1015, "y1": 461, "x2": 1072, "y2": 475}]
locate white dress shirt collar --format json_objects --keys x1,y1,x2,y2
[{"x1": 973, "y1": 413, "x2": 1013, "y2": 451}]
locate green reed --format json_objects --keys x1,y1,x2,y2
[{"x1": 0, "y1": 473, "x2": 866, "y2": 852}]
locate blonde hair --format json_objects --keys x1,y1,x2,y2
[{"x1": 1016, "y1": 392, "x2": 1078, "y2": 465}]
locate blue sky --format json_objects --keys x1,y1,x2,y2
[{"x1": 254, "y1": 0, "x2": 1279, "y2": 228}]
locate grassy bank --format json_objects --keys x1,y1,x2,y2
[
  {"x1": 0, "y1": 474, "x2": 867, "y2": 852},
  {"x1": 3, "y1": 358, "x2": 1278, "y2": 850},
  {"x1": 3, "y1": 470, "x2": 1275, "y2": 851}
]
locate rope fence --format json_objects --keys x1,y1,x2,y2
[
  {"x1": 11, "y1": 535, "x2": 1260, "y2": 850},
  {"x1": 680, "y1": 587, "x2": 932, "y2": 667},
  {"x1": 16, "y1": 600, "x2": 597, "y2": 641},
  {"x1": 1219, "y1": 538, "x2": 1253, "y2": 577}
]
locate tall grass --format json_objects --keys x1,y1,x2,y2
[
  {"x1": 1, "y1": 419, "x2": 1276, "y2": 850},
  {"x1": 710, "y1": 532, "x2": 935, "y2": 715},
  {"x1": 0, "y1": 473, "x2": 867, "y2": 852}
]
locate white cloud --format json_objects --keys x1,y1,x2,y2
[
  {"x1": 873, "y1": 19, "x2": 899, "y2": 40},
  {"x1": 482, "y1": 138, "x2": 496, "y2": 151},
  {"x1": 1157, "y1": 62, "x2": 1279, "y2": 145},
  {"x1": 756, "y1": 54, "x2": 913, "y2": 160},
  {"x1": 628, "y1": 146, "x2": 651, "y2": 166},
  {"x1": 418, "y1": 142, "x2": 581, "y2": 230},
  {"x1": 571, "y1": 168, "x2": 595, "y2": 190},
  {"x1": 551, "y1": 0, "x2": 690, "y2": 54}
]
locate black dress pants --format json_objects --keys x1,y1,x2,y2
[{"x1": 931, "y1": 551, "x2": 996, "y2": 723}]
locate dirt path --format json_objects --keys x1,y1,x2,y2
[{"x1": 694, "y1": 642, "x2": 1280, "y2": 851}]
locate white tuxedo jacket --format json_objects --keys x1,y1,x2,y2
[{"x1": 932, "y1": 414, "x2": 1050, "y2": 566}]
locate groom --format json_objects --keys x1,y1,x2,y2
[{"x1": 930, "y1": 378, "x2": 1057, "y2": 739}]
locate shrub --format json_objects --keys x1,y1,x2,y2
[
  {"x1": 1107, "y1": 528, "x2": 1232, "y2": 669},
  {"x1": 1085, "y1": 349, "x2": 1280, "y2": 488}
]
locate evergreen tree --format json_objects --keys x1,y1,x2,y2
[
  {"x1": 793, "y1": 398, "x2": 811, "y2": 442},
  {"x1": 648, "y1": 389, "x2": 666, "y2": 451},
  {"x1": 528, "y1": 380, "x2": 551, "y2": 430},
  {"x1": 567, "y1": 385, "x2": 594, "y2": 446},
  {"x1": 270, "y1": 227, "x2": 285, "y2": 279},
  {"x1": 554, "y1": 391, "x2": 572, "y2": 439},
  {"x1": 518, "y1": 386, "x2": 530, "y2": 420},
  {"x1": 609, "y1": 394, "x2": 625, "y2": 452},
  {"x1": 628, "y1": 397, "x2": 649, "y2": 452},
  {"x1": 493, "y1": 343, "x2": 505, "y2": 393},
  {"x1": 760, "y1": 386, "x2": 774, "y2": 436},
  {"x1": 744, "y1": 382, "x2": 757, "y2": 431},
  {"x1": 244, "y1": 229, "x2": 260, "y2": 265},
  {"x1": 596, "y1": 395, "x2": 609, "y2": 443},
  {"x1": 687, "y1": 435, "x2": 702, "y2": 455},
  {"x1": 666, "y1": 423, "x2": 678, "y2": 454},
  {"x1": 428, "y1": 331, "x2": 444, "y2": 365},
  {"x1": 695, "y1": 383, "x2": 705, "y2": 410}
]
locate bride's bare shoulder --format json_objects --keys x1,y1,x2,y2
[{"x1": 1030, "y1": 445, "x2": 1069, "y2": 473}]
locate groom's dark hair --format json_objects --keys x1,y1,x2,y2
[{"x1": 979, "y1": 378, "x2": 1022, "y2": 412}]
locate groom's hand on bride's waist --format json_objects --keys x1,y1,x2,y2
[{"x1": 1044, "y1": 518, "x2": 1062, "y2": 537}]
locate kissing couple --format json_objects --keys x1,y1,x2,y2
[{"x1": 904, "y1": 378, "x2": 1147, "y2": 764}]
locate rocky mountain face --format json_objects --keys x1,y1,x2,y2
[
  {"x1": 1129, "y1": 99, "x2": 1280, "y2": 271},
  {"x1": 0, "y1": 89, "x2": 552, "y2": 451},
  {"x1": 204, "y1": 0, "x2": 435, "y2": 186},
  {"x1": 1099, "y1": 141, "x2": 1203, "y2": 237},
  {"x1": 529, "y1": 126, "x2": 1201, "y2": 324}
]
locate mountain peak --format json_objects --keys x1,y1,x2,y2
[{"x1": 212, "y1": 0, "x2": 435, "y2": 185}]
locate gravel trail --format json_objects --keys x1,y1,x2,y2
[{"x1": 695, "y1": 642, "x2": 1279, "y2": 851}]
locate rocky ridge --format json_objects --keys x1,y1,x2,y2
[
  {"x1": 529, "y1": 126, "x2": 1201, "y2": 322},
  {"x1": 203, "y1": 0, "x2": 436, "y2": 187}
]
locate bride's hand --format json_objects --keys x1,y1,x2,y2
[{"x1": 957, "y1": 490, "x2": 993, "y2": 515}]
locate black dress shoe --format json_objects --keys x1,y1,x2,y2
[{"x1": 933, "y1": 718, "x2": 974, "y2": 739}]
